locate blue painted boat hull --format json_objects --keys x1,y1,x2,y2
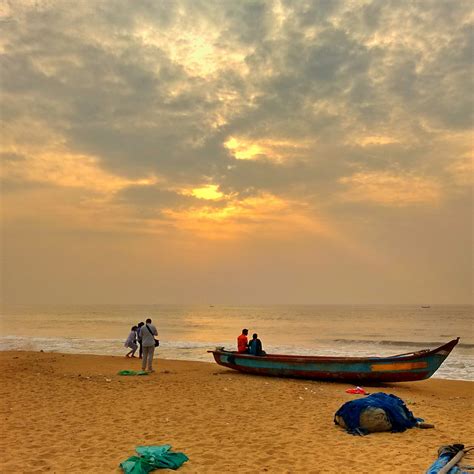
[{"x1": 209, "y1": 338, "x2": 459, "y2": 383}]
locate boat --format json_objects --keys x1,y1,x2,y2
[
  {"x1": 208, "y1": 338, "x2": 459, "y2": 383},
  {"x1": 421, "y1": 305, "x2": 431, "y2": 308}
]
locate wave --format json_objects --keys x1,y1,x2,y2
[
  {"x1": 0, "y1": 335, "x2": 230, "y2": 355},
  {"x1": 332, "y1": 338, "x2": 474, "y2": 349},
  {"x1": 1, "y1": 335, "x2": 473, "y2": 382},
  {"x1": 2, "y1": 335, "x2": 472, "y2": 351}
]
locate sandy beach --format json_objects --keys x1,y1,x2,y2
[{"x1": 1, "y1": 351, "x2": 472, "y2": 473}]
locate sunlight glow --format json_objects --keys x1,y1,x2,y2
[
  {"x1": 188, "y1": 184, "x2": 224, "y2": 201},
  {"x1": 224, "y1": 136, "x2": 311, "y2": 161},
  {"x1": 224, "y1": 137, "x2": 264, "y2": 160},
  {"x1": 162, "y1": 193, "x2": 335, "y2": 240},
  {"x1": 1, "y1": 151, "x2": 159, "y2": 193},
  {"x1": 167, "y1": 193, "x2": 288, "y2": 224},
  {"x1": 136, "y1": 26, "x2": 249, "y2": 79}
]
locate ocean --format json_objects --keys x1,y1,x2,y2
[{"x1": 1, "y1": 304, "x2": 472, "y2": 381}]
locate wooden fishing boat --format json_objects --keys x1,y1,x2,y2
[{"x1": 208, "y1": 338, "x2": 459, "y2": 383}]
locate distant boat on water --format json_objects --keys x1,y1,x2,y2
[{"x1": 421, "y1": 305, "x2": 431, "y2": 308}]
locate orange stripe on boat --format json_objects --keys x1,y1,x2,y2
[{"x1": 370, "y1": 361, "x2": 428, "y2": 372}]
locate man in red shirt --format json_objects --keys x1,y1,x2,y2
[{"x1": 237, "y1": 328, "x2": 249, "y2": 353}]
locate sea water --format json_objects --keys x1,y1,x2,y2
[{"x1": 0, "y1": 304, "x2": 472, "y2": 381}]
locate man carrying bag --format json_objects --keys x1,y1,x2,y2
[{"x1": 141, "y1": 318, "x2": 159, "y2": 372}]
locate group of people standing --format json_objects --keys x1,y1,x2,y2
[
  {"x1": 125, "y1": 324, "x2": 264, "y2": 370},
  {"x1": 237, "y1": 328, "x2": 266, "y2": 356},
  {"x1": 124, "y1": 318, "x2": 158, "y2": 372}
]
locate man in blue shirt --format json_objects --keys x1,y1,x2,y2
[{"x1": 248, "y1": 333, "x2": 265, "y2": 356}]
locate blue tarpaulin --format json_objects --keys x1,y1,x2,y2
[{"x1": 334, "y1": 392, "x2": 422, "y2": 435}]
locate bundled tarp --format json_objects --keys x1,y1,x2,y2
[
  {"x1": 334, "y1": 392, "x2": 422, "y2": 435},
  {"x1": 120, "y1": 445, "x2": 189, "y2": 473},
  {"x1": 426, "y1": 444, "x2": 470, "y2": 474}
]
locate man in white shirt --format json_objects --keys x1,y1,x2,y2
[{"x1": 141, "y1": 318, "x2": 158, "y2": 372}]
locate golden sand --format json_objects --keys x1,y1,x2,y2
[{"x1": 1, "y1": 351, "x2": 472, "y2": 473}]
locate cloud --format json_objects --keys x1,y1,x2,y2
[
  {"x1": 338, "y1": 171, "x2": 441, "y2": 206},
  {"x1": 1, "y1": 0, "x2": 472, "y2": 226},
  {"x1": 1, "y1": 0, "x2": 472, "y2": 304}
]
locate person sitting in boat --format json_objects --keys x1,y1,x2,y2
[
  {"x1": 248, "y1": 333, "x2": 266, "y2": 356},
  {"x1": 237, "y1": 328, "x2": 249, "y2": 353}
]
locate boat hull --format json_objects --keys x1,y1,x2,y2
[{"x1": 209, "y1": 338, "x2": 459, "y2": 383}]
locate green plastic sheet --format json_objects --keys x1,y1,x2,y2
[
  {"x1": 118, "y1": 370, "x2": 149, "y2": 376},
  {"x1": 120, "y1": 445, "x2": 189, "y2": 473}
]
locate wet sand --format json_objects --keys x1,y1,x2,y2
[{"x1": 1, "y1": 351, "x2": 472, "y2": 473}]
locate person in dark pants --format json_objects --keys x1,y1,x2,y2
[
  {"x1": 248, "y1": 333, "x2": 266, "y2": 356},
  {"x1": 137, "y1": 321, "x2": 145, "y2": 359}
]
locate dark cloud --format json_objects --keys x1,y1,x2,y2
[{"x1": 2, "y1": 0, "x2": 472, "y2": 204}]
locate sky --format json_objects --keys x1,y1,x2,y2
[{"x1": 1, "y1": 0, "x2": 472, "y2": 305}]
